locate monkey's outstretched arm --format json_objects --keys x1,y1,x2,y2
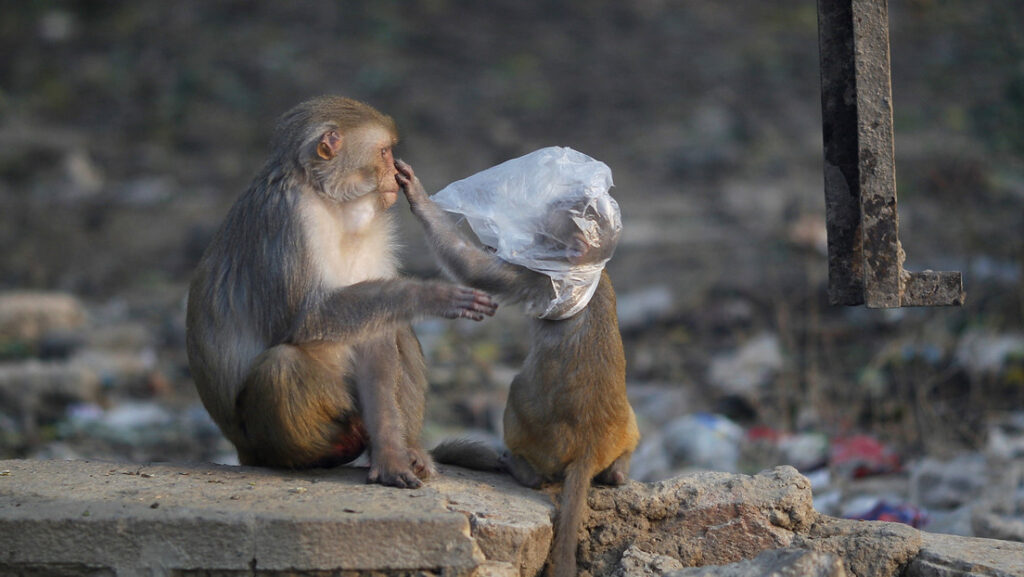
[
  {"x1": 288, "y1": 278, "x2": 496, "y2": 344},
  {"x1": 396, "y1": 160, "x2": 550, "y2": 303}
]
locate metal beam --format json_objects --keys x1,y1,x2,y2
[{"x1": 816, "y1": 0, "x2": 964, "y2": 307}]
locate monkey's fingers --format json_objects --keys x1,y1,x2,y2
[
  {"x1": 394, "y1": 159, "x2": 427, "y2": 199},
  {"x1": 394, "y1": 158, "x2": 414, "y2": 176},
  {"x1": 425, "y1": 282, "x2": 497, "y2": 321},
  {"x1": 394, "y1": 159, "x2": 412, "y2": 184},
  {"x1": 453, "y1": 287, "x2": 499, "y2": 321},
  {"x1": 394, "y1": 172, "x2": 413, "y2": 192}
]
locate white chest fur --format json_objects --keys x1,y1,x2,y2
[{"x1": 298, "y1": 193, "x2": 399, "y2": 289}]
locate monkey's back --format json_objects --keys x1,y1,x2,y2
[
  {"x1": 503, "y1": 270, "x2": 640, "y2": 480},
  {"x1": 186, "y1": 173, "x2": 306, "y2": 445}
]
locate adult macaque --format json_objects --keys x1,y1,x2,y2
[
  {"x1": 397, "y1": 160, "x2": 639, "y2": 577},
  {"x1": 186, "y1": 97, "x2": 497, "y2": 488}
]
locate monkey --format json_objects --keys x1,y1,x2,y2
[
  {"x1": 185, "y1": 97, "x2": 497, "y2": 489},
  {"x1": 396, "y1": 160, "x2": 640, "y2": 577}
]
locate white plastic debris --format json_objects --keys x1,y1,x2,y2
[{"x1": 432, "y1": 147, "x2": 621, "y2": 319}]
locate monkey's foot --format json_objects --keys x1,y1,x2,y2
[
  {"x1": 367, "y1": 466, "x2": 422, "y2": 489},
  {"x1": 595, "y1": 468, "x2": 628, "y2": 486},
  {"x1": 408, "y1": 447, "x2": 437, "y2": 480},
  {"x1": 367, "y1": 451, "x2": 423, "y2": 489},
  {"x1": 595, "y1": 452, "x2": 632, "y2": 486}
]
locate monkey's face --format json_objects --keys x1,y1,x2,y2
[
  {"x1": 534, "y1": 197, "x2": 619, "y2": 266},
  {"x1": 309, "y1": 123, "x2": 400, "y2": 211}
]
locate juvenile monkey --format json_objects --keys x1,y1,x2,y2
[
  {"x1": 397, "y1": 160, "x2": 639, "y2": 577},
  {"x1": 186, "y1": 97, "x2": 497, "y2": 488}
]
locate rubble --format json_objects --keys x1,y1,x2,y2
[{"x1": 667, "y1": 549, "x2": 847, "y2": 577}]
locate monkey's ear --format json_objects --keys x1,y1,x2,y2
[{"x1": 316, "y1": 130, "x2": 343, "y2": 160}]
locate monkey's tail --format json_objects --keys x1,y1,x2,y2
[
  {"x1": 549, "y1": 458, "x2": 591, "y2": 577},
  {"x1": 430, "y1": 438, "x2": 503, "y2": 472}
]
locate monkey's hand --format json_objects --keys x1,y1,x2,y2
[
  {"x1": 394, "y1": 159, "x2": 430, "y2": 205},
  {"x1": 421, "y1": 282, "x2": 497, "y2": 321}
]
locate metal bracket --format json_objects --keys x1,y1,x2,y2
[{"x1": 817, "y1": 0, "x2": 965, "y2": 307}]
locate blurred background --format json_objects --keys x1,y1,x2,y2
[{"x1": 0, "y1": 1, "x2": 1021, "y2": 539}]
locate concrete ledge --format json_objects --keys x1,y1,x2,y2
[
  {"x1": 1, "y1": 460, "x2": 1021, "y2": 577},
  {"x1": 0, "y1": 459, "x2": 552, "y2": 576}
]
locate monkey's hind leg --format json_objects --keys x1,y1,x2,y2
[
  {"x1": 236, "y1": 343, "x2": 365, "y2": 469},
  {"x1": 354, "y1": 332, "x2": 426, "y2": 489},
  {"x1": 594, "y1": 451, "x2": 633, "y2": 486},
  {"x1": 396, "y1": 325, "x2": 437, "y2": 480}
]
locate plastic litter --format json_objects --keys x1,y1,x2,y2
[
  {"x1": 847, "y1": 499, "x2": 929, "y2": 528},
  {"x1": 830, "y1": 434, "x2": 901, "y2": 478},
  {"x1": 663, "y1": 413, "x2": 744, "y2": 472},
  {"x1": 432, "y1": 147, "x2": 620, "y2": 319}
]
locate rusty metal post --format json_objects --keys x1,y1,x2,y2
[
  {"x1": 818, "y1": 0, "x2": 864, "y2": 306},
  {"x1": 816, "y1": 0, "x2": 964, "y2": 308}
]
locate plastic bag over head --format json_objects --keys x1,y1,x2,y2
[{"x1": 432, "y1": 146, "x2": 621, "y2": 319}]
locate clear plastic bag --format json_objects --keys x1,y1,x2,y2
[{"x1": 432, "y1": 147, "x2": 621, "y2": 319}]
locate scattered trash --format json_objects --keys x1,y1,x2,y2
[
  {"x1": 617, "y1": 286, "x2": 675, "y2": 332},
  {"x1": 778, "y1": 433, "x2": 830, "y2": 472},
  {"x1": 743, "y1": 426, "x2": 829, "y2": 473},
  {"x1": 988, "y1": 412, "x2": 1024, "y2": 460},
  {"x1": 745, "y1": 425, "x2": 782, "y2": 443},
  {"x1": 846, "y1": 499, "x2": 928, "y2": 528},
  {"x1": 925, "y1": 505, "x2": 975, "y2": 537},
  {"x1": 786, "y1": 213, "x2": 828, "y2": 255},
  {"x1": 63, "y1": 401, "x2": 175, "y2": 446},
  {"x1": 954, "y1": 330, "x2": 1024, "y2": 379},
  {"x1": 803, "y1": 468, "x2": 831, "y2": 490},
  {"x1": 708, "y1": 333, "x2": 783, "y2": 397},
  {"x1": 0, "y1": 292, "x2": 87, "y2": 342},
  {"x1": 102, "y1": 402, "x2": 175, "y2": 431},
  {"x1": 663, "y1": 413, "x2": 743, "y2": 472},
  {"x1": 629, "y1": 431, "x2": 673, "y2": 482},
  {"x1": 813, "y1": 488, "x2": 841, "y2": 515},
  {"x1": 973, "y1": 505, "x2": 1024, "y2": 543},
  {"x1": 909, "y1": 454, "x2": 988, "y2": 509},
  {"x1": 830, "y1": 435, "x2": 901, "y2": 478}
]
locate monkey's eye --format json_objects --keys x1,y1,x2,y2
[{"x1": 381, "y1": 148, "x2": 388, "y2": 158}]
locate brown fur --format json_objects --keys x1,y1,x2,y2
[
  {"x1": 186, "y1": 97, "x2": 496, "y2": 487},
  {"x1": 397, "y1": 160, "x2": 639, "y2": 576}
]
